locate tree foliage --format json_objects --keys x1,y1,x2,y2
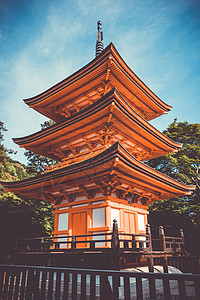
[
  {"x1": 0, "y1": 121, "x2": 54, "y2": 261},
  {"x1": 0, "y1": 122, "x2": 28, "y2": 181},
  {"x1": 147, "y1": 119, "x2": 200, "y2": 183},
  {"x1": 24, "y1": 119, "x2": 56, "y2": 174},
  {"x1": 147, "y1": 120, "x2": 200, "y2": 254}
]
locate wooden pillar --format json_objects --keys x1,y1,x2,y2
[
  {"x1": 112, "y1": 219, "x2": 120, "y2": 270},
  {"x1": 159, "y1": 226, "x2": 168, "y2": 273},
  {"x1": 146, "y1": 224, "x2": 154, "y2": 272},
  {"x1": 180, "y1": 228, "x2": 185, "y2": 251},
  {"x1": 112, "y1": 219, "x2": 119, "y2": 250}
]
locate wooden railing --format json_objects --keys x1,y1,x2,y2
[
  {"x1": 15, "y1": 232, "x2": 150, "y2": 252},
  {"x1": 15, "y1": 222, "x2": 184, "y2": 254},
  {"x1": 1, "y1": 264, "x2": 200, "y2": 299}
]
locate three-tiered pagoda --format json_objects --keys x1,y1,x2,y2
[{"x1": 1, "y1": 21, "x2": 194, "y2": 251}]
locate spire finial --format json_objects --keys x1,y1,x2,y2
[{"x1": 96, "y1": 20, "x2": 104, "y2": 57}]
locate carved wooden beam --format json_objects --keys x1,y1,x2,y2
[{"x1": 48, "y1": 146, "x2": 65, "y2": 159}]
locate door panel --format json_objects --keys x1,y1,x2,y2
[
  {"x1": 124, "y1": 212, "x2": 135, "y2": 247},
  {"x1": 72, "y1": 212, "x2": 87, "y2": 248},
  {"x1": 124, "y1": 212, "x2": 135, "y2": 234}
]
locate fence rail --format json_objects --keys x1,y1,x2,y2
[{"x1": 1, "y1": 264, "x2": 200, "y2": 300}]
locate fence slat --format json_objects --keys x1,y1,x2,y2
[
  {"x1": 100, "y1": 275, "x2": 112, "y2": 300},
  {"x1": 25, "y1": 269, "x2": 34, "y2": 300},
  {"x1": 136, "y1": 277, "x2": 143, "y2": 299},
  {"x1": 72, "y1": 272, "x2": 77, "y2": 300},
  {"x1": 90, "y1": 274, "x2": 95, "y2": 300},
  {"x1": 149, "y1": 277, "x2": 157, "y2": 299},
  {"x1": 163, "y1": 277, "x2": 171, "y2": 300},
  {"x1": 63, "y1": 272, "x2": 69, "y2": 299},
  {"x1": 7, "y1": 268, "x2": 15, "y2": 299},
  {"x1": 13, "y1": 270, "x2": 21, "y2": 300},
  {"x1": 113, "y1": 274, "x2": 119, "y2": 299},
  {"x1": 2, "y1": 269, "x2": 10, "y2": 299},
  {"x1": 178, "y1": 278, "x2": 186, "y2": 300},
  {"x1": 0, "y1": 267, "x2": 5, "y2": 299},
  {"x1": 47, "y1": 270, "x2": 54, "y2": 300},
  {"x1": 32, "y1": 270, "x2": 40, "y2": 300},
  {"x1": 19, "y1": 270, "x2": 27, "y2": 300},
  {"x1": 100, "y1": 274, "x2": 104, "y2": 300},
  {"x1": 40, "y1": 270, "x2": 47, "y2": 299},
  {"x1": 81, "y1": 273, "x2": 86, "y2": 300},
  {"x1": 124, "y1": 276, "x2": 130, "y2": 300},
  {"x1": 55, "y1": 271, "x2": 61, "y2": 300}
]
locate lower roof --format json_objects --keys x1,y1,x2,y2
[{"x1": 0, "y1": 142, "x2": 195, "y2": 203}]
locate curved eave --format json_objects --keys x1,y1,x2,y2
[
  {"x1": 108, "y1": 43, "x2": 172, "y2": 113},
  {"x1": 24, "y1": 43, "x2": 171, "y2": 118},
  {"x1": 0, "y1": 142, "x2": 195, "y2": 199},
  {"x1": 14, "y1": 88, "x2": 181, "y2": 159}
]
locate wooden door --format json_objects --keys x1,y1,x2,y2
[
  {"x1": 72, "y1": 212, "x2": 87, "y2": 248},
  {"x1": 124, "y1": 212, "x2": 135, "y2": 234},
  {"x1": 124, "y1": 212, "x2": 135, "y2": 247}
]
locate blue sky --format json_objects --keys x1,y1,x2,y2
[{"x1": 0, "y1": 0, "x2": 200, "y2": 164}]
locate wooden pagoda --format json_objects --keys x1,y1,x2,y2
[{"x1": 1, "y1": 22, "x2": 195, "y2": 269}]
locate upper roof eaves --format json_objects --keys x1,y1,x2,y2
[
  {"x1": 24, "y1": 43, "x2": 172, "y2": 114},
  {"x1": 24, "y1": 43, "x2": 114, "y2": 106}
]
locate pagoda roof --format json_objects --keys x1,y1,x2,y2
[
  {"x1": 0, "y1": 142, "x2": 195, "y2": 203},
  {"x1": 14, "y1": 88, "x2": 181, "y2": 162},
  {"x1": 24, "y1": 43, "x2": 172, "y2": 122}
]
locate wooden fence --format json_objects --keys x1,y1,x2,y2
[{"x1": 1, "y1": 264, "x2": 200, "y2": 299}]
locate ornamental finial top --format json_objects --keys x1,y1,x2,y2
[
  {"x1": 96, "y1": 20, "x2": 104, "y2": 57},
  {"x1": 97, "y1": 20, "x2": 102, "y2": 31}
]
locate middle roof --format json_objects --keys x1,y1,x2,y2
[{"x1": 14, "y1": 88, "x2": 181, "y2": 163}]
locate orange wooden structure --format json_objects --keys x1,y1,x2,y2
[{"x1": 1, "y1": 29, "x2": 195, "y2": 247}]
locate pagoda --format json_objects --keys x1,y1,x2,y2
[{"x1": 1, "y1": 21, "x2": 195, "y2": 253}]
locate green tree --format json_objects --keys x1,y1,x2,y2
[
  {"x1": 0, "y1": 122, "x2": 27, "y2": 181},
  {"x1": 24, "y1": 119, "x2": 56, "y2": 174},
  {"x1": 147, "y1": 120, "x2": 200, "y2": 254},
  {"x1": 0, "y1": 121, "x2": 54, "y2": 261},
  {"x1": 0, "y1": 191, "x2": 54, "y2": 260}
]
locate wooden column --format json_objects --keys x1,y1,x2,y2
[
  {"x1": 159, "y1": 226, "x2": 168, "y2": 273},
  {"x1": 146, "y1": 224, "x2": 154, "y2": 272},
  {"x1": 112, "y1": 219, "x2": 120, "y2": 269},
  {"x1": 180, "y1": 228, "x2": 185, "y2": 251}
]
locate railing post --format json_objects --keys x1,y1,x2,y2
[
  {"x1": 159, "y1": 226, "x2": 166, "y2": 252},
  {"x1": 71, "y1": 236, "x2": 76, "y2": 249},
  {"x1": 90, "y1": 241, "x2": 95, "y2": 249},
  {"x1": 146, "y1": 224, "x2": 154, "y2": 272},
  {"x1": 55, "y1": 242, "x2": 60, "y2": 250},
  {"x1": 180, "y1": 228, "x2": 185, "y2": 251},
  {"x1": 146, "y1": 224, "x2": 152, "y2": 251},
  {"x1": 112, "y1": 219, "x2": 120, "y2": 269},
  {"x1": 159, "y1": 226, "x2": 168, "y2": 273},
  {"x1": 112, "y1": 219, "x2": 119, "y2": 250},
  {"x1": 132, "y1": 235, "x2": 136, "y2": 249},
  {"x1": 40, "y1": 238, "x2": 44, "y2": 250}
]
